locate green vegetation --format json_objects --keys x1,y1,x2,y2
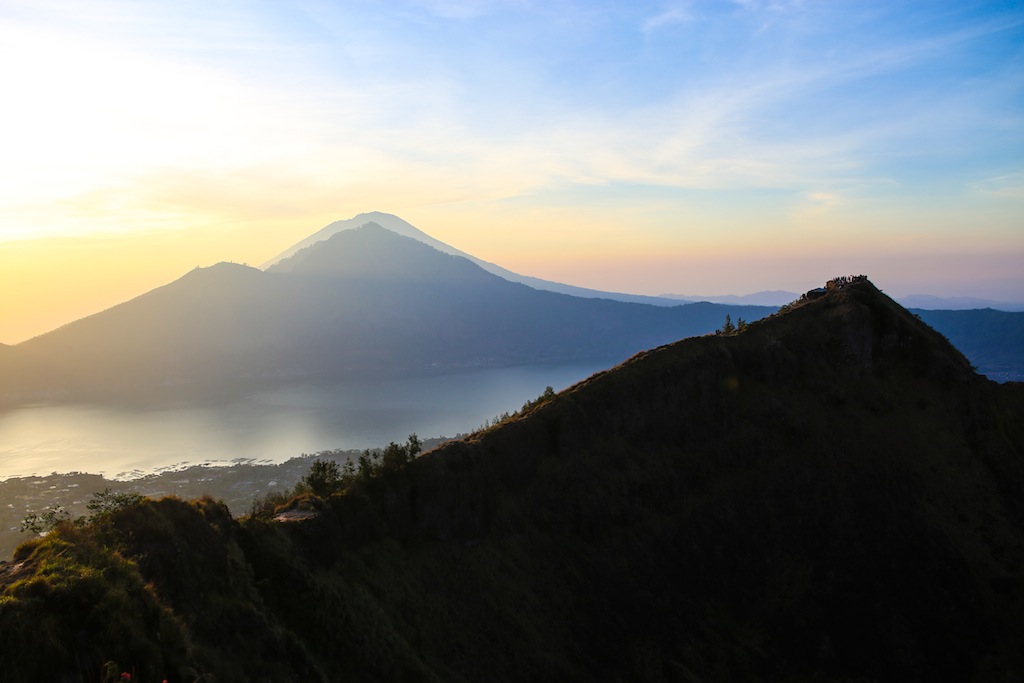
[
  {"x1": 21, "y1": 488, "x2": 145, "y2": 535},
  {"x1": 248, "y1": 434, "x2": 424, "y2": 520},
  {"x1": 715, "y1": 314, "x2": 748, "y2": 335},
  {"x1": 476, "y1": 385, "x2": 557, "y2": 430},
  {"x1": 19, "y1": 505, "x2": 71, "y2": 535},
  {"x1": 299, "y1": 458, "x2": 344, "y2": 497},
  {"x1": 0, "y1": 438, "x2": 461, "y2": 560},
  {"x1": 3, "y1": 505, "x2": 193, "y2": 682}
]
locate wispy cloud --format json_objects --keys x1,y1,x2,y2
[
  {"x1": 972, "y1": 173, "x2": 1024, "y2": 199},
  {"x1": 729, "y1": 0, "x2": 806, "y2": 13},
  {"x1": 642, "y1": 2, "x2": 694, "y2": 33},
  {"x1": 408, "y1": 0, "x2": 520, "y2": 20},
  {"x1": 1, "y1": 0, "x2": 1021, "y2": 306}
]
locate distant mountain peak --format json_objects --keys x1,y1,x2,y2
[
  {"x1": 266, "y1": 221, "x2": 501, "y2": 286},
  {"x1": 260, "y1": 212, "x2": 442, "y2": 270},
  {"x1": 263, "y1": 212, "x2": 683, "y2": 306}
]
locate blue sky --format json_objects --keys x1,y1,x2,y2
[{"x1": 1, "y1": 0, "x2": 1023, "y2": 342}]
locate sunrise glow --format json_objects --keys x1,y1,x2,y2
[{"x1": 2, "y1": 0, "x2": 1022, "y2": 343}]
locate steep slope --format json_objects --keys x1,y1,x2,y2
[
  {"x1": 0, "y1": 224, "x2": 773, "y2": 407},
  {"x1": 1, "y1": 262, "x2": 284, "y2": 403},
  {"x1": 3, "y1": 279, "x2": 1022, "y2": 682}
]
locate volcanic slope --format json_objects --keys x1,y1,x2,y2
[
  {"x1": 0, "y1": 223, "x2": 772, "y2": 406},
  {"x1": 2, "y1": 278, "x2": 1023, "y2": 682},
  {"x1": 262, "y1": 210, "x2": 677, "y2": 306}
]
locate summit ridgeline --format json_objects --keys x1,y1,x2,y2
[{"x1": 2, "y1": 277, "x2": 1023, "y2": 682}]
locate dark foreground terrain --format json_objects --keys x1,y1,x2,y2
[{"x1": 2, "y1": 279, "x2": 1022, "y2": 682}]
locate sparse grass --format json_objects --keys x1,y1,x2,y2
[{"x1": 0, "y1": 521, "x2": 191, "y2": 682}]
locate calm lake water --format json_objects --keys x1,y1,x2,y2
[{"x1": 0, "y1": 363, "x2": 608, "y2": 480}]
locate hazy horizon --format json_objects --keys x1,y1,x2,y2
[{"x1": 2, "y1": 1, "x2": 1023, "y2": 344}]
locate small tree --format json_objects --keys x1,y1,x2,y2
[
  {"x1": 21, "y1": 489, "x2": 145, "y2": 534},
  {"x1": 357, "y1": 450, "x2": 376, "y2": 479},
  {"x1": 21, "y1": 505, "x2": 71, "y2": 534},
  {"x1": 342, "y1": 458, "x2": 357, "y2": 481},
  {"x1": 381, "y1": 434, "x2": 423, "y2": 475},
  {"x1": 301, "y1": 459, "x2": 343, "y2": 497},
  {"x1": 86, "y1": 488, "x2": 144, "y2": 522},
  {"x1": 521, "y1": 386, "x2": 556, "y2": 413},
  {"x1": 719, "y1": 314, "x2": 735, "y2": 335},
  {"x1": 247, "y1": 490, "x2": 291, "y2": 520},
  {"x1": 407, "y1": 433, "x2": 422, "y2": 458}
]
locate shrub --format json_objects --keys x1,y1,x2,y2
[{"x1": 300, "y1": 460, "x2": 344, "y2": 497}]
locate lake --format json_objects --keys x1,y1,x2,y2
[{"x1": 0, "y1": 363, "x2": 609, "y2": 480}]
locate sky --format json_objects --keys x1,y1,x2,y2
[{"x1": 1, "y1": 0, "x2": 1022, "y2": 344}]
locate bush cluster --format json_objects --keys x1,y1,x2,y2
[
  {"x1": 21, "y1": 489, "x2": 145, "y2": 535},
  {"x1": 248, "y1": 435, "x2": 424, "y2": 520}
]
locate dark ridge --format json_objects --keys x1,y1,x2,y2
[{"x1": 3, "y1": 279, "x2": 1023, "y2": 681}]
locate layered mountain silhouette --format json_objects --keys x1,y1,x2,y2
[
  {"x1": 0, "y1": 223, "x2": 773, "y2": 407},
  {"x1": 2, "y1": 214, "x2": 1021, "y2": 407},
  {"x1": 262, "y1": 211, "x2": 679, "y2": 306},
  {"x1": 3, "y1": 279, "x2": 1022, "y2": 681}
]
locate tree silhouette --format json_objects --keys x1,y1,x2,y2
[{"x1": 301, "y1": 459, "x2": 343, "y2": 497}]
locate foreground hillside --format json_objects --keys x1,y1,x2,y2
[{"x1": 2, "y1": 279, "x2": 1023, "y2": 682}]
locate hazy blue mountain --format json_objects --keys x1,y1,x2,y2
[
  {"x1": 263, "y1": 211, "x2": 680, "y2": 306},
  {"x1": 261, "y1": 211, "x2": 464, "y2": 268},
  {"x1": 913, "y1": 307, "x2": 1024, "y2": 382},
  {"x1": 661, "y1": 290, "x2": 801, "y2": 306},
  {"x1": 2, "y1": 263, "x2": 286, "y2": 404},
  {"x1": 902, "y1": 294, "x2": 1024, "y2": 312},
  {"x1": 0, "y1": 224, "x2": 774, "y2": 407},
  {"x1": 4, "y1": 216, "x2": 1020, "y2": 409},
  {"x1": 663, "y1": 290, "x2": 1024, "y2": 312}
]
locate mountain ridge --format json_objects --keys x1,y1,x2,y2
[
  {"x1": 3, "y1": 214, "x2": 1021, "y2": 409},
  {"x1": 0, "y1": 224, "x2": 776, "y2": 408},
  {"x1": 3, "y1": 278, "x2": 1022, "y2": 681}
]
